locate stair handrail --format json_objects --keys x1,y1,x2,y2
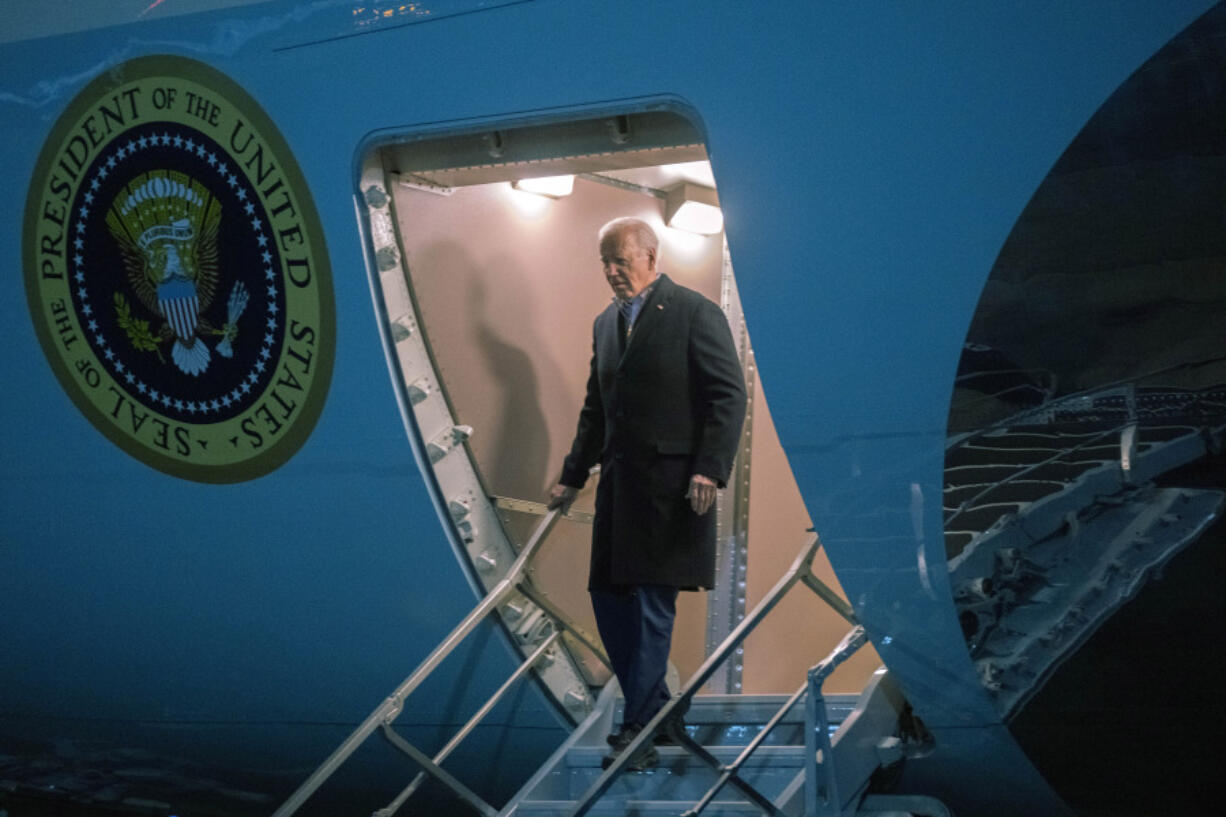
[
  {"x1": 272, "y1": 507, "x2": 610, "y2": 817},
  {"x1": 565, "y1": 530, "x2": 861, "y2": 817}
]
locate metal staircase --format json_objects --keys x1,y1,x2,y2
[
  {"x1": 506, "y1": 686, "x2": 822, "y2": 816},
  {"x1": 503, "y1": 651, "x2": 941, "y2": 817},
  {"x1": 270, "y1": 513, "x2": 948, "y2": 817}
]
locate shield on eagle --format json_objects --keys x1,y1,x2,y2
[{"x1": 157, "y1": 275, "x2": 200, "y2": 341}]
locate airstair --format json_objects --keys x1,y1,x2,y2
[{"x1": 270, "y1": 514, "x2": 947, "y2": 817}]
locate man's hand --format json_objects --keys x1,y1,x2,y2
[
  {"x1": 687, "y1": 474, "x2": 718, "y2": 515},
  {"x1": 548, "y1": 484, "x2": 578, "y2": 514}
]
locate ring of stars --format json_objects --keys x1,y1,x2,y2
[{"x1": 70, "y1": 128, "x2": 282, "y2": 419}]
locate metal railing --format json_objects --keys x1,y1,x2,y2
[
  {"x1": 272, "y1": 508, "x2": 611, "y2": 817},
  {"x1": 274, "y1": 516, "x2": 870, "y2": 817},
  {"x1": 568, "y1": 530, "x2": 864, "y2": 817}
]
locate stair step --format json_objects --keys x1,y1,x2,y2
[
  {"x1": 557, "y1": 745, "x2": 803, "y2": 801},
  {"x1": 565, "y1": 744, "x2": 804, "y2": 769},
  {"x1": 617, "y1": 693, "x2": 856, "y2": 721},
  {"x1": 513, "y1": 799, "x2": 767, "y2": 816},
  {"x1": 611, "y1": 693, "x2": 855, "y2": 747}
]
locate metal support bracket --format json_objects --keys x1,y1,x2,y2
[{"x1": 805, "y1": 626, "x2": 868, "y2": 817}]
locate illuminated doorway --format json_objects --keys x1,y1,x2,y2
[{"x1": 359, "y1": 106, "x2": 879, "y2": 716}]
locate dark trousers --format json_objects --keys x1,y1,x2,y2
[{"x1": 590, "y1": 585, "x2": 679, "y2": 728}]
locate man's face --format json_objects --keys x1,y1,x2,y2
[{"x1": 600, "y1": 230, "x2": 656, "y2": 300}]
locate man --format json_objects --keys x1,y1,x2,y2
[{"x1": 548, "y1": 217, "x2": 746, "y2": 770}]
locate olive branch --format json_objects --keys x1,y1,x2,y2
[{"x1": 114, "y1": 293, "x2": 165, "y2": 364}]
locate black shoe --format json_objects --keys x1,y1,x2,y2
[
  {"x1": 605, "y1": 724, "x2": 637, "y2": 750},
  {"x1": 601, "y1": 742, "x2": 659, "y2": 771},
  {"x1": 655, "y1": 713, "x2": 687, "y2": 746},
  {"x1": 608, "y1": 717, "x2": 686, "y2": 748},
  {"x1": 652, "y1": 729, "x2": 678, "y2": 746},
  {"x1": 601, "y1": 725, "x2": 660, "y2": 771}
]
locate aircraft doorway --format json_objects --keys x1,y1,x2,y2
[{"x1": 358, "y1": 107, "x2": 879, "y2": 710}]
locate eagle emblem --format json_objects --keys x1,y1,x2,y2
[{"x1": 105, "y1": 169, "x2": 248, "y2": 376}]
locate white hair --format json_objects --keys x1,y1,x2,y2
[{"x1": 598, "y1": 217, "x2": 659, "y2": 258}]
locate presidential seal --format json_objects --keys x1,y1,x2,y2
[{"x1": 24, "y1": 56, "x2": 335, "y2": 483}]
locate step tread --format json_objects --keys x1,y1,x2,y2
[
  {"x1": 566, "y1": 743, "x2": 805, "y2": 768},
  {"x1": 617, "y1": 692, "x2": 857, "y2": 708},
  {"x1": 514, "y1": 798, "x2": 768, "y2": 815}
]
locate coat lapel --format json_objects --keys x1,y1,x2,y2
[{"x1": 596, "y1": 304, "x2": 622, "y2": 372}]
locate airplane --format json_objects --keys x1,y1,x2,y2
[{"x1": 2, "y1": 1, "x2": 1223, "y2": 815}]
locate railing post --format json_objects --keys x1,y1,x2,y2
[
  {"x1": 804, "y1": 664, "x2": 821, "y2": 817},
  {"x1": 804, "y1": 625, "x2": 867, "y2": 817}
]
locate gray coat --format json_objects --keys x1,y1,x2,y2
[{"x1": 560, "y1": 274, "x2": 747, "y2": 590}]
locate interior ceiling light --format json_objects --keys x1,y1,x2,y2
[
  {"x1": 511, "y1": 175, "x2": 575, "y2": 198},
  {"x1": 664, "y1": 182, "x2": 723, "y2": 235}
]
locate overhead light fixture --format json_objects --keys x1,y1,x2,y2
[
  {"x1": 511, "y1": 175, "x2": 575, "y2": 198},
  {"x1": 664, "y1": 182, "x2": 723, "y2": 235}
]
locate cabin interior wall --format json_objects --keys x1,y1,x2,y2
[{"x1": 391, "y1": 172, "x2": 876, "y2": 693}]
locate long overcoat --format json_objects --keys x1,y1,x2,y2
[{"x1": 560, "y1": 274, "x2": 747, "y2": 590}]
